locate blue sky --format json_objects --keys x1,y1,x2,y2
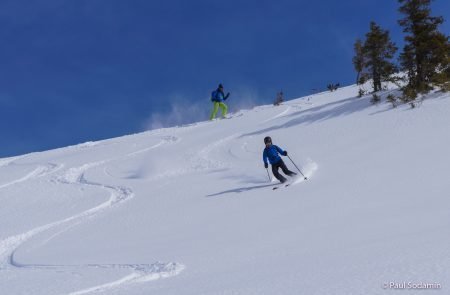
[{"x1": 1, "y1": 0, "x2": 449, "y2": 157}]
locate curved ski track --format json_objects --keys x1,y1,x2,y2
[
  {"x1": 261, "y1": 105, "x2": 293, "y2": 123},
  {"x1": 0, "y1": 136, "x2": 185, "y2": 294},
  {"x1": 0, "y1": 163, "x2": 62, "y2": 190}
]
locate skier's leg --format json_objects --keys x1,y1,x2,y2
[
  {"x1": 280, "y1": 160, "x2": 297, "y2": 176},
  {"x1": 219, "y1": 102, "x2": 228, "y2": 118},
  {"x1": 210, "y1": 102, "x2": 219, "y2": 120},
  {"x1": 272, "y1": 162, "x2": 287, "y2": 183}
]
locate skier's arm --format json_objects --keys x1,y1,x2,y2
[
  {"x1": 224, "y1": 92, "x2": 230, "y2": 100},
  {"x1": 275, "y1": 145, "x2": 287, "y2": 156},
  {"x1": 263, "y1": 150, "x2": 269, "y2": 167}
]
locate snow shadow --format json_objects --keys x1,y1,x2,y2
[
  {"x1": 239, "y1": 95, "x2": 373, "y2": 138},
  {"x1": 206, "y1": 183, "x2": 277, "y2": 197}
]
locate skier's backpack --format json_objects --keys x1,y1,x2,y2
[{"x1": 211, "y1": 90, "x2": 219, "y2": 102}]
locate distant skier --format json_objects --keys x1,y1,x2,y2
[
  {"x1": 263, "y1": 136, "x2": 297, "y2": 183},
  {"x1": 210, "y1": 84, "x2": 230, "y2": 120}
]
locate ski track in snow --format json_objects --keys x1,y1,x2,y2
[
  {"x1": 0, "y1": 163, "x2": 62, "y2": 190},
  {"x1": 67, "y1": 263, "x2": 185, "y2": 295},
  {"x1": 0, "y1": 136, "x2": 184, "y2": 294},
  {"x1": 261, "y1": 105, "x2": 293, "y2": 123},
  {"x1": 126, "y1": 135, "x2": 180, "y2": 157},
  {"x1": 259, "y1": 101, "x2": 312, "y2": 124},
  {"x1": 148, "y1": 133, "x2": 239, "y2": 180},
  {"x1": 190, "y1": 133, "x2": 238, "y2": 170}
]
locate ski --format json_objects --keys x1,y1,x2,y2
[{"x1": 271, "y1": 175, "x2": 308, "y2": 190}]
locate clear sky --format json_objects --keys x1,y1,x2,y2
[{"x1": 1, "y1": 0, "x2": 449, "y2": 157}]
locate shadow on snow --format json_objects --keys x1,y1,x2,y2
[
  {"x1": 239, "y1": 95, "x2": 376, "y2": 138},
  {"x1": 206, "y1": 183, "x2": 277, "y2": 197}
]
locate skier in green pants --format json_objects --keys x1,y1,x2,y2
[{"x1": 210, "y1": 84, "x2": 230, "y2": 120}]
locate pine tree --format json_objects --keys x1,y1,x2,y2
[
  {"x1": 398, "y1": 0, "x2": 450, "y2": 98},
  {"x1": 362, "y1": 22, "x2": 398, "y2": 93},
  {"x1": 353, "y1": 39, "x2": 365, "y2": 84}
]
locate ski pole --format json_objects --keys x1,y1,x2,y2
[
  {"x1": 287, "y1": 155, "x2": 308, "y2": 180},
  {"x1": 266, "y1": 168, "x2": 271, "y2": 182}
]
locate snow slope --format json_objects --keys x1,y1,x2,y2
[{"x1": 1, "y1": 84, "x2": 449, "y2": 294}]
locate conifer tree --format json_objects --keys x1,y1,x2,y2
[
  {"x1": 398, "y1": 0, "x2": 450, "y2": 97},
  {"x1": 362, "y1": 22, "x2": 398, "y2": 93},
  {"x1": 353, "y1": 39, "x2": 365, "y2": 84}
]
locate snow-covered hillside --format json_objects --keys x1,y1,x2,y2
[{"x1": 1, "y1": 85, "x2": 449, "y2": 294}]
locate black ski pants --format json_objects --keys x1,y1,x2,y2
[{"x1": 272, "y1": 159, "x2": 296, "y2": 183}]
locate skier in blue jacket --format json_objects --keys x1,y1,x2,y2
[
  {"x1": 210, "y1": 84, "x2": 230, "y2": 120},
  {"x1": 263, "y1": 136, "x2": 296, "y2": 183}
]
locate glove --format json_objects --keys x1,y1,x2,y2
[
  {"x1": 224, "y1": 92, "x2": 230, "y2": 100},
  {"x1": 282, "y1": 151, "x2": 288, "y2": 156},
  {"x1": 264, "y1": 163, "x2": 268, "y2": 169}
]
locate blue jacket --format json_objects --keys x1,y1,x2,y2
[
  {"x1": 263, "y1": 145, "x2": 285, "y2": 165},
  {"x1": 211, "y1": 89, "x2": 229, "y2": 102}
]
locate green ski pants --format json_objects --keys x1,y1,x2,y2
[{"x1": 210, "y1": 102, "x2": 228, "y2": 120}]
